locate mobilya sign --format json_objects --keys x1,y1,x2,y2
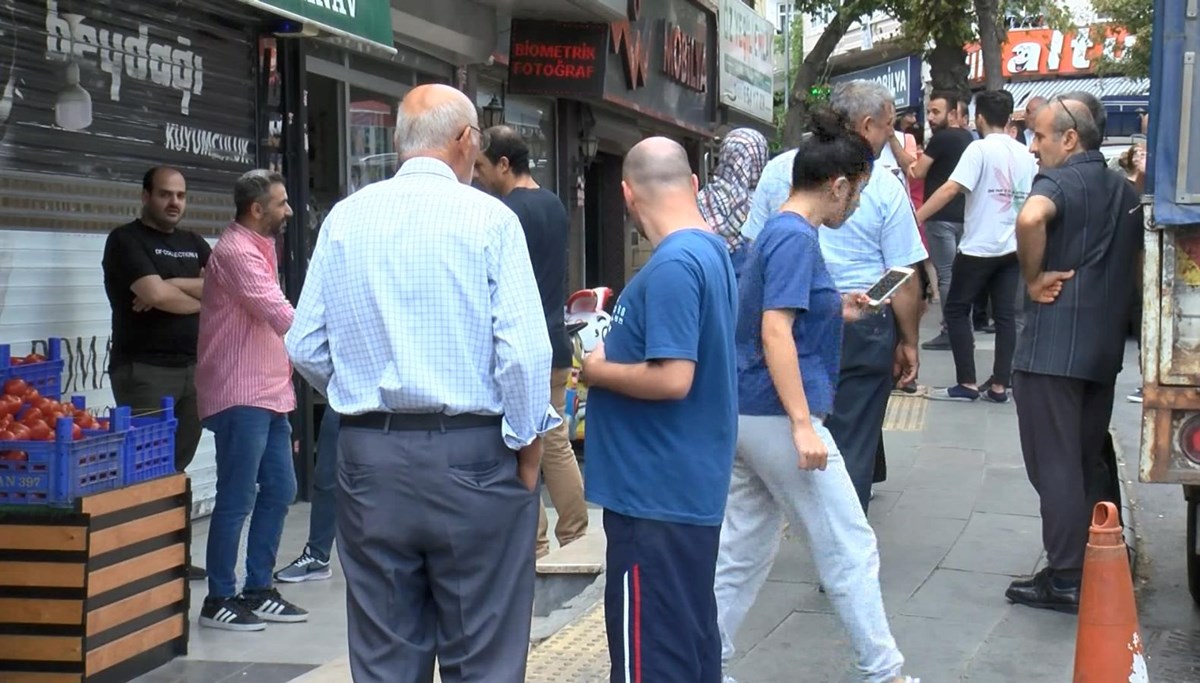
[
  {"x1": 244, "y1": 0, "x2": 394, "y2": 51},
  {"x1": 717, "y1": 0, "x2": 773, "y2": 123},
  {"x1": 965, "y1": 26, "x2": 1136, "y2": 81},
  {"x1": 508, "y1": 21, "x2": 609, "y2": 98},
  {"x1": 830, "y1": 57, "x2": 920, "y2": 110}
]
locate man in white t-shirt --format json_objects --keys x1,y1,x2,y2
[{"x1": 915, "y1": 89, "x2": 1037, "y2": 403}]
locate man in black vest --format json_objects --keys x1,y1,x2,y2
[{"x1": 1007, "y1": 95, "x2": 1142, "y2": 612}]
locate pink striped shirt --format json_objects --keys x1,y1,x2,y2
[{"x1": 196, "y1": 222, "x2": 295, "y2": 419}]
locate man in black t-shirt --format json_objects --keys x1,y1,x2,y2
[
  {"x1": 475, "y1": 126, "x2": 588, "y2": 559},
  {"x1": 910, "y1": 91, "x2": 976, "y2": 350},
  {"x1": 102, "y1": 166, "x2": 211, "y2": 579}
]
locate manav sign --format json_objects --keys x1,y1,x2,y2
[
  {"x1": 830, "y1": 56, "x2": 922, "y2": 110},
  {"x1": 242, "y1": 0, "x2": 394, "y2": 52}
]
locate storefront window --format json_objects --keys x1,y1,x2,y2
[
  {"x1": 348, "y1": 87, "x2": 398, "y2": 192},
  {"x1": 477, "y1": 90, "x2": 557, "y2": 193}
]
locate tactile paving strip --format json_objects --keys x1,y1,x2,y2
[
  {"x1": 525, "y1": 601, "x2": 610, "y2": 683},
  {"x1": 883, "y1": 393, "x2": 927, "y2": 432}
]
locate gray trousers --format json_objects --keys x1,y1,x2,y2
[
  {"x1": 336, "y1": 423, "x2": 538, "y2": 683},
  {"x1": 925, "y1": 220, "x2": 964, "y2": 317}
]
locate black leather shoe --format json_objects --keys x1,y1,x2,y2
[
  {"x1": 188, "y1": 564, "x2": 208, "y2": 581},
  {"x1": 1005, "y1": 570, "x2": 1080, "y2": 613},
  {"x1": 1008, "y1": 567, "x2": 1052, "y2": 591}
]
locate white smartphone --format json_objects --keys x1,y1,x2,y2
[{"x1": 864, "y1": 266, "x2": 915, "y2": 307}]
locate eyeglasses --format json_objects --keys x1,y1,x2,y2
[
  {"x1": 1054, "y1": 96, "x2": 1079, "y2": 132},
  {"x1": 460, "y1": 124, "x2": 490, "y2": 152}
]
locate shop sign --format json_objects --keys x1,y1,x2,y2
[
  {"x1": 717, "y1": 0, "x2": 773, "y2": 123},
  {"x1": 830, "y1": 56, "x2": 921, "y2": 110},
  {"x1": 0, "y1": 0, "x2": 257, "y2": 193},
  {"x1": 604, "y1": 0, "x2": 715, "y2": 130},
  {"x1": 965, "y1": 26, "x2": 1136, "y2": 82},
  {"x1": 239, "y1": 0, "x2": 395, "y2": 52},
  {"x1": 507, "y1": 21, "x2": 609, "y2": 98}
]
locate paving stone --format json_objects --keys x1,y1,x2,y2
[{"x1": 941, "y1": 511, "x2": 1044, "y2": 576}]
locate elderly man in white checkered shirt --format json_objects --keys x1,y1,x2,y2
[{"x1": 286, "y1": 83, "x2": 559, "y2": 683}]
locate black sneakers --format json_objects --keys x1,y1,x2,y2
[
  {"x1": 199, "y1": 589, "x2": 308, "y2": 631},
  {"x1": 199, "y1": 596, "x2": 265, "y2": 632},
  {"x1": 241, "y1": 587, "x2": 309, "y2": 623}
]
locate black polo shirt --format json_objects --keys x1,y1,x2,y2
[{"x1": 1013, "y1": 150, "x2": 1143, "y2": 384}]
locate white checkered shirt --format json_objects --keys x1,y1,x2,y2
[{"x1": 285, "y1": 158, "x2": 559, "y2": 449}]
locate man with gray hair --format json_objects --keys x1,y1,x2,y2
[
  {"x1": 1007, "y1": 95, "x2": 1141, "y2": 613},
  {"x1": 742, "y1": 80, "x2": 929, "y2": 512},
  {"x1": 287, "y1": 84, "x2": 555, "y2": 682},
  {"x1": 1022, "y1": 96, "x2": 1048, "y2": 147},
  {"x1": 195, "y1": 169, "x2": 304, "y2": 631}
]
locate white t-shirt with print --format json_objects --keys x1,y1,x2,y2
[
  {"x1": 949, "y1": 133, "x2": 1038, "y2": 257},
  {"x1": 876, "y1": 131, "x2": 909, "y2": 192}
]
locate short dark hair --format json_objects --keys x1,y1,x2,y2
[
  {"x1": 974, "y1": 90, "x2": 1014, "y2": 128},
  {"x1": 234, "y1": 169, "x2": 286, "y2": 216},
  {"x1": 928, "y1": 90, "x2": 960, "y2": 112},
  {"x1": 793, "y1": 106, "x2": 874, "y2": 191},
  {"x1": 482, "y1": 125, "x2": 531, "y2": 175},
  {"x1": 142, "y1": 166, "x2": 184, "y2": 193},
  {"x1": 1060, "y1": 91, "x2": 1106, "y2": 149}
]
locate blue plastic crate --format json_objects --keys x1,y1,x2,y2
[
  {"x1": 0, "y1": 406, "x2": 132, "y2": 507},
  {"x1": 124, "y1": 396, "x2": 177, "y2": 486},
  {"x1": 0, "y1": 337, "x2": 65, "y2": 400}
]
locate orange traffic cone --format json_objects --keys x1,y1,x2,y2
[{"x1": 1073, "y1": 501, "x2": 1148, "y2": 682}]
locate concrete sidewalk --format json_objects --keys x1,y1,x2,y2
[{"x1": 525, "y1": 331, "x2": 1080, "y2": 683}]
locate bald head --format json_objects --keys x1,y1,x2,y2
[
  {"x1": 1050, "y1": 97, "x2": 1100, "y2": 149},
  {"x1": 394, "y1": 84, "x2": 479, "y2": 182},
  {"x1": 623, "y1": 137, "x2": 694, "y2": 195},
  {"x1": 1025, "y1": 96, "x2": 1048, "y2": 120}
]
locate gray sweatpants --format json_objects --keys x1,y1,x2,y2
[
  {"x1": 714, "y1": 415, "x2": 905, "y2": 683},
  {"x1": 336, "y1": 423, "x2": 538, "y2": 683}
]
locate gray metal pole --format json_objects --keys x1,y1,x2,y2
[{"x1": 783, "y1": 3, "x2": 791, "y2": 109}]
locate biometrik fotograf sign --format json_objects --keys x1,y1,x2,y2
[{"x1": 507, "y1": 21, "x2": 609, "y2": 98}]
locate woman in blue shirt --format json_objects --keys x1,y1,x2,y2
[{"x1": 714, "y1": 108, "x2": 919, "y2": 683}]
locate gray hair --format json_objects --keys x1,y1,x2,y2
[
  {"x1": 394, "y1": 96, "x2": 478, "y2": 159},
  {"x1": 1049, "y1": 96, "x2": 1102, "y2": 151},
  {"x1": 1060, "y1": 91, "x2": 1106, "y2": 149},
  {"x1": 829, "y1": 80, "x2": 894, "y2": 125},
  {"x1": 234, "y1": 169, "x2": 285, "y2": 216}
]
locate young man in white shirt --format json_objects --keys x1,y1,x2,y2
[{"x1": 915, "y1": 89, "x2": 1037, "y2": 403}]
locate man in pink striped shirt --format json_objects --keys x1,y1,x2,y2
[{"x1": 195, "y1": 170, "x2": 306, "y2": 632}]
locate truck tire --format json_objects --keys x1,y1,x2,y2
[{"x1": 1189, "y1": 495, "x2": 1200, "y2": 606}]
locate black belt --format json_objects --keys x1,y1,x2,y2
[{"x1": 340, "y1": 412, "x2": 502, "y2": 432}]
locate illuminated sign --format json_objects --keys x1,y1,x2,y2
[
  {"x1": 507, "y1": 21, "x2": 610, "y2": 97},
  {"x1": 966, "y1": 26, "x2": 1136, "y2": 81}
]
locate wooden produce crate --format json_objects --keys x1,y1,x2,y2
[{"x1": 0, "y1": 474, "x2": 191, "y2": 683}]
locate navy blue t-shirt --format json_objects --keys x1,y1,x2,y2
[
  {"x1": 736, "y1": 212, "x2": 843, "y2": 417},
  {"x1": 584, "y1": 229, "x2": 738, "y2": 527}
]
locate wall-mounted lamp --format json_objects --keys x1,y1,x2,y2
[
  {"x1": 481, "y1": 94, "x2": 504, "y2": 129},
  {"x1": 579, "y1": 131, "x2": 599, "y2": 167}
]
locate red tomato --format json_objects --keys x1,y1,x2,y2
[
  {"x1": 71, "y1": 424, "x2": 83, "y2": 441},
  {"x1": 3, "y1": 378, "x2": 27, "y2": 396},
  {"x1": 22, "y1": 388, "x2": 40, "y2": 403},
  {"x1": 33, "y1": 397, "x2": 54, "y2": 413},
  {"x1": 8, "y1": 358, "x2": 22, "y2": 366},
  {"x1": 23, "y1": 354, "x2": 40, "y2": 364},
  {"x1": 9, "y1": 423, "x2": 31, "y2": 440},
  {"x1": 26, "y1": 420, "x2": 50, "y2": 441},
  {"x1": 20, "y1": 408, "x2": 42, "y2": 424},
  {"x1": 0, "y1": 430, "x2": 13, "y2": 441},
  {"x1": 80, "y1": 415, "x2": 98, "y2": 430},
  {"x1": 3, "y1": 450, "x2": 28, "y2": 461},
  {"x1": 1, "y1": 395, "x2": 20, "y2": 416}
]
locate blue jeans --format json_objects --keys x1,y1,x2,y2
[
  {"x1": 204, "y1": 406, "x2": 297, "y2": 599},
  {"x1": 307, "y1": 409, "x2": 341, "y2": 561}
]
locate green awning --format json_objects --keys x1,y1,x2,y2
[{"x1": 244, "y1": 0, "x2": 395, "y2": 53}]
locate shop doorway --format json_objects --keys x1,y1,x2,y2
[{"x1": 583, "y1": 151, "x2": 627, "y2": 292}]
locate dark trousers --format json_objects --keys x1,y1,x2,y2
[
  {"x1": 109, "y1": 361, "x2": 202, "y2": 471},
  {"x1": 336, "y1": 423, "x2": 538, "y2": 683},
  {"x1": 306, "y1": 408, "x2": 341, "y2": 561},
  {"x1": 944, "y1": 253, "x2": 1020, "y2": 386},
  {"x1": 603, "y1": 510, "x2": 722, "y2": 683},
  {"x1": 826, "y1": 309, "x2": 897, "y2": 512},
  {"x1": 1013, "y1": 372, "x2": 1122, "y2": 573}
]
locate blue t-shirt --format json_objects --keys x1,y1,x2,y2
[
  {"x1": 584, "y1": 229, "x2": 739, "y2": 527},
  {"x1": 736, "y1": 213, "x2": 843, "y2": 417}
]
